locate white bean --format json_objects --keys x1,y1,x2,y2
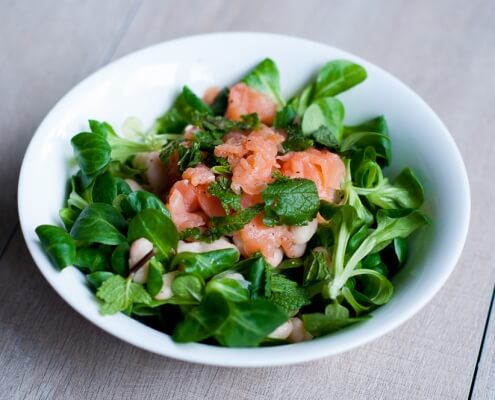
[
  {"x1": 290, "y1": 218, "x2": 318, "y2": 244},
  {"x1": 154, "y1": 271, "x2": 180, "y2": 300},
  {"x1": 287, "y1": 317, "x2": 313, "y2": 343},
  {"x1": 268, "y1": 320, "x2": 294, "y2": 340},
  {"x1": 125, "y1": 179, "x2": 143, "y2": 192},
  {"x1": 133, "y1": 151, "x2": 167, "y2": 195},
  {"x1": 284, "y1": 243, "x2": 307, "y2": 258},
  {"x1": 132, "y1": 264, "x2": 149, "y2": 284},
  {"x1": 177, "y1": 237, "x2": 238, "y2": 254},
  {"x1": 267, "y1": 247, "x2": 284, "y2": 267},
  {"x1": 129, "y1": 238, "x2": 154, "y2": 284}
]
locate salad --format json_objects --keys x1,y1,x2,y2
[{"x1": 35, "y1": 58, "x2": 429, "y2": 347}]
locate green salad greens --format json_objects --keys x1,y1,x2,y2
[{"x1": 36, "y1": 58, "x2": 429, "y2": 347}]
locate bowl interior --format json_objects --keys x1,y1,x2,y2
[{"x1": 18, "y1": 33, "x2": 470, "y2": 367}]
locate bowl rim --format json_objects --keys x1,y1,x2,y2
[{"x1": 17, "y1": 32, "x2": 471, "y2": 367}]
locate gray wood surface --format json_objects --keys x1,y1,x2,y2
[{"x1": 1, "y1": 0, "x2": 494, "y2": 399}]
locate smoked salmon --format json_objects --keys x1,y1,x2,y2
[
  {"x1": 279, "y1": 148, "x2": 345, "y2": 202},
  {"x1": 166, "y1": 165, "x2": 225, "y2": 231},
  {"x1": 233, "y1": 214, "x2": 288, "y2": 266},
  {"x1": 215, "y1": 126, "x2": 284, "y2": 195},
  {"x1": 225, "y1": 83, "x2": 278, "y2": 125}
]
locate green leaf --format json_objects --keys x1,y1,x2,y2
[
  {"x1": 71, "y1": 132, "x2": 111, "y2": 176},
  {"x1": 120, "y1": 191, "x2": 171, "y2": 219},
  {"x1": 362, "y1": 209, "x2": 430, "y2": 255},
  {"x1": 274, "y1": 105, "x2": 296, "y2": 129},
  {"x1": 325, "y1": 302, "x2": 350, "y2": 319},
  {"x1": 108, "y1": 160, "x2": 143, "y2": 180},
  {"x1": 59, "y1": 207, "x2": 79, "y2": 231},
  {"x1": 146, "y1": 259, "x2": 164, "y2": 297},
  {"x1": 318, "y1": 200, "x2": 341, "y2": 220},
  {"x1": 70, "y1": 203, "x2": 127, "y2": 245},
  {"x1": 327, "y1": 205, "x2": 366, "y2": 292},
  {"x1": 111, "y1": 242, "x2": 129, "y2": 276},
  {"x1": 350, "y1": 269, "x2": 394, "y2": 305},
  {"x1": 302, "y1": 312, "x2": 365, "y2": 336},
  {"x1": 207, "y1": 177, "x2": 241, "y2": 213},
  {"x1": 235, "y1": 256, "x2": 272, "y2": 298},
  {"x1": 341, "y1": 286, "x2": 371, "y2": 314},
  {"x1": 127, "y1": 209, "x2": 178, "y2": 260},
  {"x1": 88, "y1": 119, "x2": 115, "y2": 137},
  {"x1": 35, "y1": 225, "x2": 76, "y2": 269},
  {"x1": 92, "y1": 171, "x2": 117, "y2": 204},
  {"x1": 214, "y1": 298, "x2": 288, "y2": 347},
  {"x1": 262, "y1": 178, "x2": 320, "y2": 226},
  {"x1": 86, "y1": 271, "x2": 114, "y2": 290},
  {"x1": 153, "y1": 86, "x2": 211, "y2": 134},
  {"x1": 171, "y1": 248, "x2": 240, "y2": 280},
  {"x1": 292, "y1": 60, "x2": 367, "y2": 116},
  {"x1": 241, "y1": 58, "x2": 285, "y2": 107},
  {"x1": 210, "y1": 87, "x2": 229, "y2": 115},
  {"x1": 302, "y1": 97, "x2": 345, "y2": 143},
  {"x1": 96, "y1": 275, "x2": 152, "y2": 315},
  {"x1": 270, "y1": 274, "x2": 310, "y2": 314},
  {"x1": 173, "y1": 291, "x2": 230, "y2": 342},
  {"x1": 365, "y1": 168, "x2": 425, "y2": 210},
  {"x1": 206, "y1": 277, "x2": 249, "y2": 302},
  {"x1": 313, "y1": 60, "x2": 367, "y2": 99},
  {"x1": 173, "y1": 288, "x2": 288, "y2": 347},
  {"x1": 303, "y1": 248, "x2": 331, "y2": 284},
  {"x1": 171, "y1": 273, "x2": 205, "y2": 302},
  {"x1": 394, "y1": 237, "x2": 408, "y2": 265},
  {"x1": 74, "y1": 247, "x2": 110, "y2": 272},
  {"x1": 341, "y1": 132, "x2": 392, "y2": 168},
  {"x1": 330, "y1": 209, "x2": 430, "y2": 298},
  {"x1": 343, "y1": 116, "x2": 391, "y2": 166},
  {"x1": 67, "y1": 174, "x2": 91, "y2": 210}
]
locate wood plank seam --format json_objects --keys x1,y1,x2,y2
[{"x1": 468, "y1": 285, "x2": 495, "y2": 399}]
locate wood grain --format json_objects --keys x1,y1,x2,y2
[{"x1": 1, "y1": 0, "x2": 495, "y2": 399}]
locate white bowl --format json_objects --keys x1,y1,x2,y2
[{"x1": 18, "y1": 33, "x2": 470, "y2": 367}]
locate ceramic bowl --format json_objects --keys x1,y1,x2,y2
[{"x1": 18, "y1": 33, "x2": 470, "y2": 367}]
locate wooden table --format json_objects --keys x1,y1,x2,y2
[{"x1": 1, "y1": 1, "x2": 494, "y2": 398}]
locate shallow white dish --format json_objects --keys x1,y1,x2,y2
[{"x1": 18, "y1": 32, "x2": 470, "y2": 367}]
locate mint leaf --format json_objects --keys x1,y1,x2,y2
[
  {"x1": 208, "y1": 177, "x2": 242, "y2": 213},
  {"x1": 179, "y1": 227, "x2": 208, "y2": 241},
  {"x1": 191, "y1": 112, "x2": 260, "y2": 133},
  {"x1": 270, "y1": 274, "x2": 310, "y2": 314},
  {"x1": 96, "y1": 275, "x2": 152, "y2": 315},
  {"x1": 160, "y1": 141, "x2": 203, "y2": 173},
  {"x1": 262, "y1": 178, "x2": 320, "y2": 226},
  {"x1": 193, "y1": 130, "x2": 224, "y2": 150},
  {"x1": 209, "y1": 205, "x2": 262, "y2": 239}
]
